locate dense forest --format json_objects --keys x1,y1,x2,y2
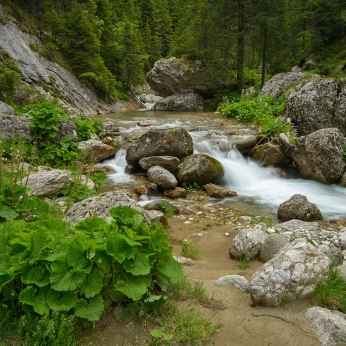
[{"x1": 1, "y1": 0, "x2": 346, "y2": 100}]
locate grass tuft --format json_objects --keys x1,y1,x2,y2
[{"x1": 181, "y1": 240, "x2": 202, "y2": 260}]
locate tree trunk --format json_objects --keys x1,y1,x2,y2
[
  {"x1": 261, "y1": 22, "x2": 267, "y2": 88},
  {"x1": 237, "y1": 0, "x2": 245, "y2": 92}
]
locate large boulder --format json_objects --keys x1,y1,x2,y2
[
  {"x1": 126, "y1": 128, "x2": 193, "y2": 168},
  {"x1": 64, "y1": 190, "x2": 150, "y2": 224},
  {"x1": 147, "y1": 166, "x2": 178, "y2": 189},
  {"x1": 229, "y1": 228, "x2": 267, "y2": 260},
  {"x1": 259, "y1": 233, "x2": 290, "y2": 263},
  {"x1": 284, "y1": 78, "x2": 346, "y2": 136},
  {"x1": 0, "y1": 101, "x2": 15, "y2": 115},
  {"x1": 176, "y1": 154, "x2": 224, "y2": 186},
  {"x1": 78, "y1": 139, "x2": 116, "y2": 163},
  {"x1": 291, "y1": 128, "x2": 346, "y2": 184},
  {"x1": 260, "y1": 67, "x2": 306, "y2": 100},
  {"x1": 248, "y1": 142, "x2": 289, "y2": 167},
  {"x1": 139, "y1": 156, "x2": 180, "y2": 172},
  {"x1": 278, "y1": 194, "x2": 323, "y2": 222},
  {"x1": 24, "y1": 168, "x2": 74, "y2": 197},
  {"x1": 154, "y1": 93, "x2": 204, "y2": 111},
  {"x1": 250, "y1": 238, "x2": 331, "y2": 306},
  {"x1": 146, "y1": 57, "x2": 229, "y2": 98},
  {"x1": 305, "y1": 307, "x2": 346, "y2": 346}
]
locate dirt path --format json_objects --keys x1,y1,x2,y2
[{"x1": 169, "y1": 217, "x2": 320, "y2": 346}]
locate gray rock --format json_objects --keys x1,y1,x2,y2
[
  {"x1": 284, "y1": 79, "x2": 346, "y2": 137},
  {"x1": 260, "y1": 68, "x2": 305, "y2": 100},
  {"x1": 174, "y1": 256, "x2": 194, "y2": 266},
  {"x1": 78, "y1": 139, "x2": 116, "y2": 163},
  {"x1": 176, "y1": 154, "x2": 224, "y2": 186},
  {"x1": 250, "y1": 238, "x2": 331, "y2": 306},
  {"x1": 229, "y1": 228, "x2": 267, "y2": 260},
  {"x1": 24, "y1": 168, "x2": 74, "y2": 197},
  {"x1": 139, "y1": 94, "x2": 163, "y2": 104},
  {"x1": 340, "y1": 230, "x2": 346, "y2": 250},
  {"x1": 304, "y1": 60, "x2": 317, "y2": 70},
  {"x1": 305, "y1": 307, "x2": 346, "y2": 346},
  {"x1": 146, "y1": 57, "x2": 229, "y2": 98},
  {"x1": 275, "y1": 219, "x2": 320, "y2": 233},
  {"x1": 126, "y1": 128, "x2": 193, "y2": 168},
  {"x1": 139, "y1": 156, "x2": 180, "y2": 172},
  {"x1": 336, "y1": 264, "x2": 346, "y2": 281},
  {"x1": 214, "y1": 275, "x2": 250, "y2": 293},
  {"x1": 154, "y1": 93, "x2": 204, "y2": 111},
  {"x1": 340, "y1": 172, "x2": 346, "y2": 188},
  {"x1": 147, "y1": 166, "x2": 178, "y2": 189},
  {"x1": 278, "y1": 194, "x2": 323, "y2": 222},
  {"x1": 0, "y1": 113, "x2": 33, "y2": 140},
  {"x1": 64, "y1": 190, "x2": 150, "y2": 224},
  {"x1": 145, "y1": 210, "x2": 165, "y2": 224},
  {"x1": 291, "y1": 128, "x2": 346, "y2": 184},
  {"x1": 0, "y1": 100, "x2": 15, "y2": 115},
  {"x1": 259, "y1": 233, "x2": 290, "y2": 262},
  {"x1": 318, "y1": 243, "x2": 343, "y2": 267}
]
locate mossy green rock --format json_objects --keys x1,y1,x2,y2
[
  {"x1": 249, "y1": 142, "x2": 288, "y2": 167},
  {"x1": 176, "y1": 154, "x2": 224, "y2": 185}
]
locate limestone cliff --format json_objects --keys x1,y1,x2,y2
[{"x1": 0, "y1": 4, "x2": 140, "y2": 114}]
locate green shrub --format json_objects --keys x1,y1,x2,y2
[
  {"x1": 181, "y1": 240, "x2": 202, "y2": 260},
  {"x1": 73, "y1": 115, "x2": 102, "y2": 142},
  {"x1": 218, "y1": 95, "x2": 291, "y2": 137},
  {"x1": 0, "y1": 206, "x2": 183, "y2": 324}
]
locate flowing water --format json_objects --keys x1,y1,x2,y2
[{"x1": 98, "y1": 110, "x2": 346, "y2": 220}]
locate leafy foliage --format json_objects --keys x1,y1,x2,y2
[
  {"x1": 73, "y1": 115, "x2": 102, "y2": 142},
  {"x1": 219, "y1": 95, "x2": 291, "y2": 137},
  {"x1": 0, "y1": 206, "x2": 183, "y2": 324}
]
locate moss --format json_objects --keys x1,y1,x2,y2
[{"x1": 203, "y1": 154, "x2": 224, "y2": 175}]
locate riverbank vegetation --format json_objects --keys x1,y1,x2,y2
[{"x1": 0, "y1": 0, "x2": 345, "y2": 101}]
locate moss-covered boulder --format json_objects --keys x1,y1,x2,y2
[
  {"x1": 249, "y1": 142, "x2": 289, "y2": 167},
  {"x1": 176, "y1": 154, "x2": 224, "y2": 186}
]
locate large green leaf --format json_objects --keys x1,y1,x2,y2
[
  {"x1": 109, "y1": 206, "x2": 143, "y2": 228},
  {"x1": 106, "y1": 234, "x2": 136, "y2": 263},
  {"x1": 114, "y1": 272, "x2": 151, "y2": 301},
  {"x1": 75, "y1": 216, "x2": 109, "y2": 236},
  {"x1": 156, "y1": 254, "x2": 183, "y2": 284},
  {"x1": 0, "y1": 272, "x2": 15, "y2": 291},
  {"x1": 21, "y1": 265, "x2": 50, "y2": 287},
  {"x1": 66, "y1": 234, "x2": 92, "y2": 270},
  {"x1": 0, "y1": 205, "x2": 19, "y2": 221},
  {"x1": 46, "y1": 289, "x2": 77, "y2": 312},
  {"x1": 19, "y1": 286, "x2": 49, "y2": 315},
  {"x1": 150, "y1": 223, "x2": 172, "y2": 253},
  {"x1": 123, "y1": 250, "x2": 151, "y2": 276},
  {"x1": 79, "y1": 268, "x2": 104, "y2": 298},
  {"x1": 74, "y1": 294, "x2": 104, "y2": 321},
  {"x1": 50, "y1": 261, "x2": 87, "y2": 291}
]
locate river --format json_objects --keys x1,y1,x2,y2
[{"x1": 97, "y1": 109, "x2": 346, "y2": 220}]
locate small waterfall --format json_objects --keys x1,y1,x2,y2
[{"x1": 191, "y1": 131, "x2": 346, "y2": 219}]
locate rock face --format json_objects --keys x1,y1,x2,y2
[
  {"x1": 284, "y1": 78, "x2": 346, "y2": 136},
  {"x1": 260, "y1": 67, "x2": 306, "y2": 100},
  {"x1": 278, "y1": 194, "x2": 323, "y2": 221},
  {"x1": 305, "y1": 307, "x2": 346, "y2": 346},
  {"x1": 0, "y1": 113, "x2": 33, "y2": 140},
  {"x1": 202, "y1": 184, "x2": 237, "y2": 198},
  {"x1": 146, "y1": 57, "x2": 229, "y2": 98},
  {"x1": 139, "y1": 156, "x2": 180, "y2": 172},
  {"x1": 24, "y1": 169, "x2": 74, "y2": 197},
  {"x1": 176, "y1": 154, "x2": 224, "y2": 186},
  {"x1": 0, "y1": 100, "x2": 15, "y2": 115},
  {"x1": 259, "y1": 234, "x2": 290, "y2": 263},
  {"x1": 64, "y1": 190, "x2": 150, "y2": 224},
  {"x1": 126, "y1": 128, "x2": 193, "y2": 168},
  {"x1": 0, "y1": 5, "x2": 141, "y2": 114},
  {"x1": 229, "y1": 228, "x2": 267, "y2": 260},
  {"x1": 250, "y1": 238, "x2": 331, "y2": 306},
  {"x1": 291, "y1": 128, "x2": 346, "y2": 184},
  {"x1": 154, "y1": 93, "x2": 204, "y2": 111},
  {"x1": 147, "y1": 166, "x2": 178, "y2": 189},
  {"x1": 248, "y1": 142, "x2": 289, "y2": 167}
]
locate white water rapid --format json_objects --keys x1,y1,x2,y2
[{"x1": 99, "y1": 112, "x2": 346, "y2": 220}]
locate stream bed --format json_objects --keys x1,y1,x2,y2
[{"x1": 97, "y1": 110, "x2": 346, "y2": 220}]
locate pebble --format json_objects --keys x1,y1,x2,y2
[
  {"x1": 224, "y1": 232, "x2": 230, "y2": 237},
  {"x1": 184, "y1": 221, "x2": 190, "y2": 224}
]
